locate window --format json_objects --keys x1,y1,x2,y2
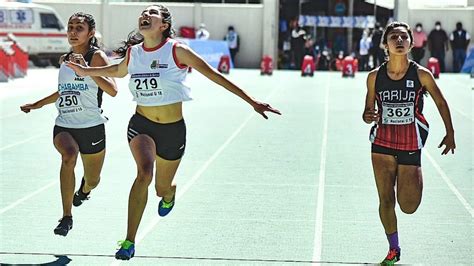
[{"x1": 40, "y1": 13, "x2": 62, "y2": 29}]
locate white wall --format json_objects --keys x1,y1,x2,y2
[{"x1": 35, "y1": 2, "x2": 271, "y2": 68}]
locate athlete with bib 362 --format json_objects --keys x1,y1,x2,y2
[
  {"x1": 21, "y1": 13, "x2": 117, "y2": 237},
  {"x1": 362, "y1": 22, "x2": 455, "y2": 265}
]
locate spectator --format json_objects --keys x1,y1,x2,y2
[
  {"x1": 290, "y1": 19, "x2": 306, "y2": 69},
  {"x1": 370, "y1": 22, "x2": 385, "y2": 68},
  {"x1": 428, "y1": 21, "x2": 449, "y2": 72},
  {"x1": 224, "y1": 25, "x2": 239, "y2": 65},
  {"x1": 196, "y1": 23, "x2": 210, "y2": 40},
  {"x1": 450, "y1": 22, "x2": 471, "y2": 72},
  {"x1": 411, "y1": 23, "x2": 428, "y2": 64},
  {"x1": 359, "y1": 29, "x2": 372, "y2": 71}
]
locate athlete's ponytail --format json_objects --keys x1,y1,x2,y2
[{"x1": 113, "y1": 31, "x2": 144, "y2": 58}]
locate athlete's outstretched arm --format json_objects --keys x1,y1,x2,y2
[
  {"x1": 418, "y1": 68, "x2": 455, "y2": 154},
  {"x1": 175, "y1": 43, "x2": 281, "y2": 119},
  {"x1": 67, "y1": 52, "x2": 118, "y2": 97},
  {"x1": 89, "y1": 51, "x2": 118, "y2": 96},
  {"x1": 66, "y1": 52, "x2": 129, "y2": 78},
  {"x1": 20, "y1": 91, "x2": 59, "y2": 113},
  {"x1": 362, "y1": 69, "x2": 380, "y2": 123}
]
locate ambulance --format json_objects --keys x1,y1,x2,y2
[{"x1": 0, "y1": 2, "x2": 69, "y2": 67}]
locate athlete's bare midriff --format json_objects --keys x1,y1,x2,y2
[{"x1": 136, "y1": 102, "x2": 183, "y2": 123}]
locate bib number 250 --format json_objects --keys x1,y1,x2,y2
[{"x1": 59, "y1": 95, "x2": 79, "y2": 107}]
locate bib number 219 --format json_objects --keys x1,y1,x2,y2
[{"x1": 134, "y1": 78, "x2": 158, "y2": 90}]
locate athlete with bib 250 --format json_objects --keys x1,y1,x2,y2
[
  {"x1": 20, "y1": 13, "x2": 117, "y2": 236},
  {"x1": 66, "y1": 4, "x2": 281, "y2": 260},
  {"x1": 362, "y1": 22, "x2": 455, "y2": 264}
]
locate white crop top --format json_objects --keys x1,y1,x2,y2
[
  {"x1": 127, "y1": 38, "x2": 192, "y2": 106},
  {"x1": 55, "y1": 49, "x2": 107, "y2": 128}
]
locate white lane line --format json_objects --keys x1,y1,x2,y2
[
  {"x1": 425, "y1": 150, "x2": 474, "y2": 218},
  {"x1": 0, "y1": 131, "x2": 49, "y2": 152},
  {"x1": 110, "y1": 89, "x2": 281, "y2": 266},
  {"x1": 0, "y1": 144, "x2": 126, "y2": 215},
  {"x1": 453, "y1": 107, "x2": 472, "y2": 122},
  {"x1": 312, "y1": 75, "x2": 330, "y2": 264},
  {"x1": 0, "y1": 180, "x2": 58, "y2": 215},
  {"x1": 0, "y1": 113, "x2": 22, "y2": 120}
]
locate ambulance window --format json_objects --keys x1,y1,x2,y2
[{"x1": 40, "y1": 13, "x2": 63, "y2": 30}]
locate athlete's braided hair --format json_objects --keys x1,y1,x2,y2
[
  {"x1": 114, "y1": 4, "x2": 175, "y2": 58},
  {"x1": 69, "y1": 12, "x2": 100, "y2": 48}
]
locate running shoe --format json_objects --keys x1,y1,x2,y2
[
  {"x1": 115, "y1": 240, "x2": 135, "y2": 260},
  {"x1": 158, "y1": 194, "x2": 175, "y2": 217},
  {"x1": 73, "y1": 178, "x2": 90, "y2": 207},
  {"x1": 381, "y1": 248, "x2": 401, "y2": 265},
  {"x1": 53, "y1": 216, "x2": 73, "y2": 236}
]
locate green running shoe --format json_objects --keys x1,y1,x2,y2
[
  {"x1": 158, "y1": 194, "x2": 175, "y2": 217},
  {"x1": 381, "y1": 248, "x2": 400, "y2": 265},
  {"x1": 115, "y1": 240, "x2": 135, "y2": 260}
]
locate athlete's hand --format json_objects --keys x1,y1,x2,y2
[
  {"x1": 438, "y1": 133, "x2": 456, "y2": 155},
  {"x1": 363, "y1": 108, "x2": 379, "y2": 123},
  {"x1": 20, "y1": 103, "x2": 41, "y2": 113},
  {"x1": 69, "y1": 53, "x2": 87, "y2": 66},
  {"x1": 66, "y1": 61, "x2": 87, "y2": 77},
  {"x1": 252, "y1": 101, "x2": 282, "y2": 119}
]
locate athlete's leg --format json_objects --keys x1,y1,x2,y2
[
  {"x1": 126, "y1": 135, "x2": 156, "y2": 243},
  {"x1": 372, "y1": 153, "x2": 398, "y2": 234},
  {"x1": 155, "y1": 156, "x2": 181, "y2": 202},
  {"x1": 80, "y1": 150, "x2": 105, "y2": 193},
  {"x1": 396, "y1": 165, "x2": 423, "y2": 214},
  {"x1": 54, "y1": 132, "x2": 79, "y2": 217}
]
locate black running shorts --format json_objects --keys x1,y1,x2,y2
[
  {"x1": 371, "y1": 144, "x2": 421, "y2": 166},
  {"x1": 53, "y1": 124, "x2": 105, "y2": 154},
  {"x1": 127, "y1": 113, "x2": 186, "y2": 160}
]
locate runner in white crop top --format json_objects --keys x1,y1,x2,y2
[
  {"x1": 66, "y1": 4, "x2": 281, "y2": 260},
  {"x1": 127, "y1": 38, "x2": 192, "y2": 106},
  {"x1": 21, "y1": 13, "x2": 117, "y2": 237}
]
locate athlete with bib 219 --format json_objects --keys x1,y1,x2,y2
[
  {"x1": 66, "y1": 4, "x2": 281, "y2": 260},
  {"x1": 20, "y1": 13, "x2": 117, "y2": 237},
  {"x1": 362, "y1": 22, "x2": 455, "y2": 265}
]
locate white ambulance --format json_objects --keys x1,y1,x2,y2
[{"x1": 0, "y1": 2, "x2": 69, "y2": 67}]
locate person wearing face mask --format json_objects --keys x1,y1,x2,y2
[
  {"x1": 428, "y1": 21, "x2": 449, "y2": 72},
  {"x1": 224, "y1": 25, "x2": 240, "y2": 65},
  {"x1": 359, "y1": 29, "x2": 372, "y2": 71},
  {"x1": 411, "y1": 23, "x2": 427, "y2": 64},
  {"x1": 449, "y1": 22, "x2": 471, "y2": 72}
]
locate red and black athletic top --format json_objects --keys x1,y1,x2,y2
[{"x1": 370, "y1": 60, "x2": 429, "y2": 151}]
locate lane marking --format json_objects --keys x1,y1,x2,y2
[
  {"x1": 0, "y1": 180, "x2": 57, "y2": 215},
  {"x1": 425, "y1": 150, "x2": 474, "y2": 218},
  {"x1": 0, "y1": 131, "x2": 49, "y2": 152},
  {"x1": 0, "y1": 251, "x2": 373, "y2": 264},
  {"x1": 111, "y1": 88, "x2": 281, "y2": 266},
  {"x1": 312, "y1": 75, "x2": 330, "y2": 264},
  {"x1": 0, "y1": 144, "x2": 126, "y2": 215}
]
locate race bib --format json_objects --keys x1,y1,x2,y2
[
  {"x1": 382, "y1": 102, "x2": 414, "y2": 125},
  {"x1": 130, "y1": 73, "x2": 163, "y2": 101},
  {"x1": 58, "y1": 91, "x2": 84, "y2": 115}
]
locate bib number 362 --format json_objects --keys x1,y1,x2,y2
[{"x1": 382, "y1": 102, "x2": 414, "y2": 125}]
